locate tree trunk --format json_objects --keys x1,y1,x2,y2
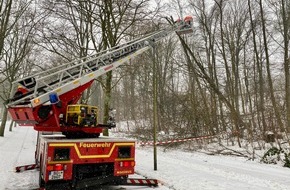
[
  {"x1": 281, "y1": 0, "x2": 290, "y2": 133},
  {"x1": 248, "y1": 0, "x2": 267, "y2": 138},
  {"x1": 103, "y1": 71, "x2": 113, "y2": 136},
  {"x1": 0, "y1": 0, "x2": 13, "y2": 56},
  {"x1": 0, "y1": 106, "x2": 9, "y2": 137},
  {"x1": 259, "y1": 0, "x2": 284, "y2": 132}
]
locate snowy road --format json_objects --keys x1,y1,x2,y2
[
  {"x1": 136, "y1": 148, "x2": 290, "y2": 190},
  {"x1": 1, "y1": 126, "x2": 290, "y2": 190}
]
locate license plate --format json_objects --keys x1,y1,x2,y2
[{"x1": 49, "y1": 171, "x2": 64, "y2": 180}]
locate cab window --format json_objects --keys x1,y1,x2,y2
[
  {"x1": 54, "y1": 148, "x2": 70, "y2": 161},
  {"x1": 118, "y1": 147, "x2": 131, "y2": 158}
]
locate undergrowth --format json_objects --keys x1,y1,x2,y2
[{"x1": 261, "y1": 147, "x2": 290, "y2": 168}]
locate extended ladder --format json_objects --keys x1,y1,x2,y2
[
  {"x1": 7, "y1": 27, "x2": 176, "y2": 108},
  {"x1": 6, "y1": 21, "x2": 193, "y2": 133}
]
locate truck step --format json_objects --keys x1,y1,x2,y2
[{"x1": 15, "y1": 164, "x2": 39, "y2": 172}]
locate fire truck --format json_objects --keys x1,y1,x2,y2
[
  {"x1": 7, "y1": 16, "x2": 193, "y2": 189},
  {"x1": 34, "y1": 134, "x2": 136, "y2": 189}
]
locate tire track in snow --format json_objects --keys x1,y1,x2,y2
[
  {"x1": 136, "y1": 148, "x2": 290, "y2": 190},
  {"x1": 3, "y1": 128, "x2": 39, "y2": 190},
  {"x1": 13, "y1": 127, "x2": 30, "y2": 165},
  {"x1": 169, "y1": 151, "x2": 290, "y2": 190}
]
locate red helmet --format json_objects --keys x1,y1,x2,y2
[
  {"x1": 17, "y1": 85, "x2": 29, "y2": 95},
  {"x1": 184, "y1": 16, "x2": 193, "y2": 22}
]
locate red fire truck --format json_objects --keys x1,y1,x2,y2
[
  {"x1": 7, "y1": 18, "x2": 193, "y2": 189},
  {"x1": 35, "y1": 134, "x2": 136, "y2": 189}
]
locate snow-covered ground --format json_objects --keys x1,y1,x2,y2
[{"x1": 1, "y1": 124, "x2": 290, "y2": 190}]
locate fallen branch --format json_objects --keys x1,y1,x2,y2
[{"x1": 216, "y1": 143, "x2": 249, "y2": 158}]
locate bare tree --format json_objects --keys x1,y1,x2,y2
[
  {"x1": 95, "y1": 0, "x2": 159, "y2": 136},
  {"x1": 0, "y1": 0, "x2": 13, "y2": 57},
  {"x1": 268, "y1": 0, "x2": 290, "y2": 133},
  {"x1": 258, "y1": 0, "x2": 283, "y2": 136},
  {"x1": 0, "y1": 0, "x2": 38, "y2": 136}
]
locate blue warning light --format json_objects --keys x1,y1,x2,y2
[{"x1": 49, "y1": 93, "x2": 59, "y2": 104}]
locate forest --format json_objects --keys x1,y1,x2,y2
[{"x1": 0, "y1": 0, "x2": 290, "y2": 154}]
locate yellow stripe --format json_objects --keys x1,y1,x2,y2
[
  {"x1": 50, "y1": 143, "x2": 75, "y2": 147},
  {"x1": 115, "y1": 158, "x2": 134, "y2": 161},
  {"x1": 49, "y1": 142, "x2": 134, "y2": 159},
  {"x1": 73, "y1": 80, "x2": 79, "y2": 84},
  {"x1": 48, "y1": 160, "x2": 73, "y2": 164}
]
